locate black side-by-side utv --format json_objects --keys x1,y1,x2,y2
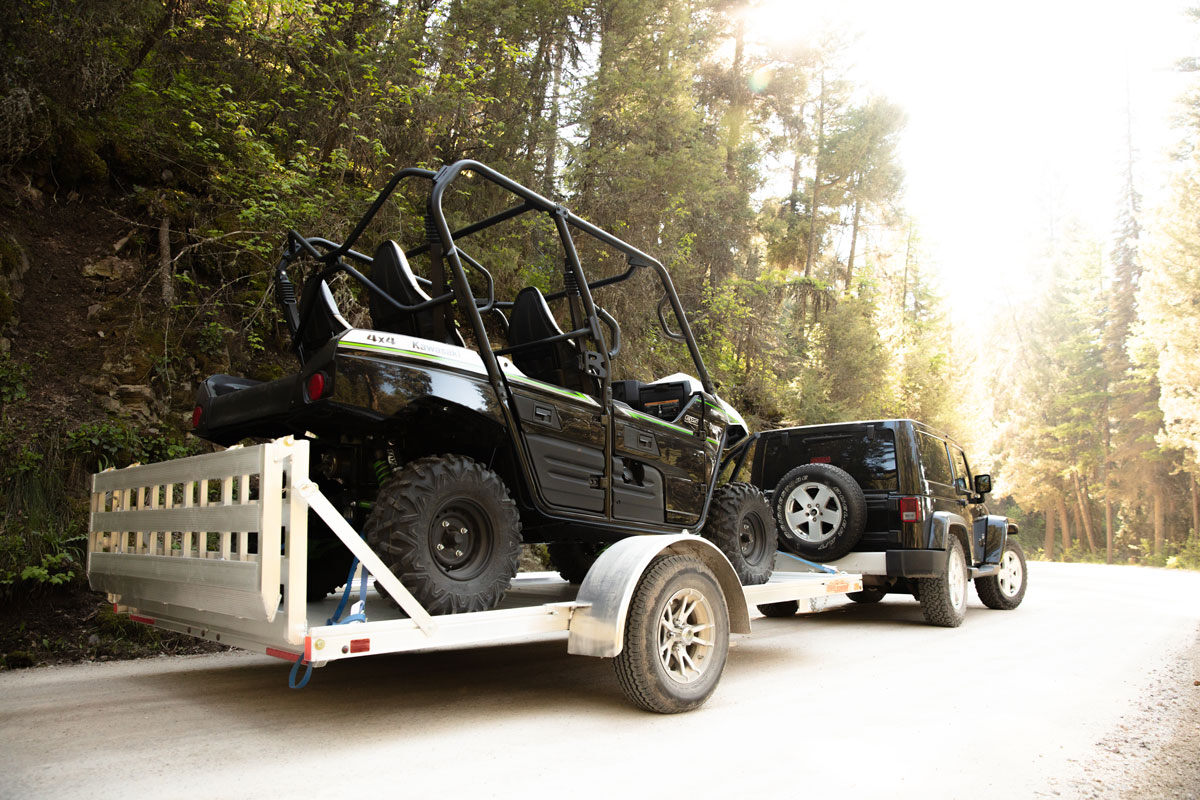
[{"x1": 191, "y1": 161, "x2": 774, "y2": 613}]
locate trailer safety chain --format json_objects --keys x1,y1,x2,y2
[
  {"x1": 777, "y1": 551, "x2": 839, "y2": 574},
  {"x1": 327, "y1": 558, "x2": 370, "y2": 626}
]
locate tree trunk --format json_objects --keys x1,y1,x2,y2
[
  {"x1": 1071, "y1": 471, "x2": 1098, "y2": 553},
  {"x1": 541, "y1": 33, "x2": 565, "y2": 196},
  {"x1": 846, "y1": 194, "x2": 861, "y2": 292},
  {"x1": 1192, "y1": 474, "x2": 1199, "y2": 543},
  {"x1": 1153, "y1": 485, "x2": 1165, "y2": 556},
  {"x1": 804, "y1": 67, "x2": 826, "y2": 278},
  {"x1": 159, "y1": 216, "x2": 172, "y2": 307},
  {"x1": 1104, "y1": 492, "x2": 1114, "y2": 564},
  {"x1": 1044, "y1": 508, "x2": 1056, "y2": 560},
  {"x1": 1056, "y1": 493, "x2": 1071, "y2": 553}
]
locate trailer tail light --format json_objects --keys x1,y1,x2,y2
[
  {"x1": 349, "y1": 638, "x2": 370, "y2": 654},
  {"x1": 899, "y1": 496, "x2": 922, "y2": 523},
  {"x1": 192, "y1": 405, "x2": 204, "y2": 428},
  {"x1": 306, "y1": 372, "x2": 328, "y2": 401},
  {"x1": 810, "y1": 456, "x2": 831, "y2": 463}
]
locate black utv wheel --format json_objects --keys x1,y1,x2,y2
[
  {"x1": 548, "y1": 541, "x2": 608, "y2": 584},
  {"x1": 365, "y1": 454, "x2": 522, "y2": 615},
  {"x1": 702, "y1": 482, "x2": 776, "y2": 585},
  {"x1": 614, "y1": 555, "x2": 730, "y2": 714},
  {"x1": 975, "y1": 538, "x2": 1028, "y2": 610},
  {"x1": 771, "y1": 463, "x2": 866, "y2": 562}
]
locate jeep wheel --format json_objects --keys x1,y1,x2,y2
[
  {"x1": 772, "y1": 463, "x2": 866, "y2": 562},
  {"x1": 702, "y1": 483, "x2": 776, "y2": 585},
  {"x1": 975, "y1": 538, "x2": 1028, "y2": 610},
  {"x1": 614, "y1": 554, "x2": 730, "y2": 713},
  {"x1": 917, "y1": 536, "x2": 968, "y2": 627},
  {"x1": 365, "y1": 454, "x2": 521, "y2": 615},
  {"x1": 846, "y1": 587, "x2": 886, "y2": 604},
  {"x1": 548, "y1": 541, "x2": 608, "y2": 584},
  {"x1": 757, "y1": 600, "x2": 799, "y2": 618}
]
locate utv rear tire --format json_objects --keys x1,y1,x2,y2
[
  {"x1": 613, "y1": 555, "x2": 730, "y2": 713},
  {"x1": 548, "y1": 541, "x2": 608, "y2": 584},
  {"x1": 846, "y1": 587, "x2": 886, "y2": 604},
  {"x1": 305, "y1": 509, "x2": 356, "y2": 602},
  {"x1": 975, "y1": 538, "x2": 1027, "y2": 610},
  {"x1": 772, "y1": 463, "x2": 866, "y2": 562},
  {"x1": 917, "y1": 536, "x2": 968, "y2": 628},
  {"x1": 365, "y1": 455, "x2": 521, "y2": 615},
  {"x1": 702, "y1": 483, "x2": 776, "y2": 585}
]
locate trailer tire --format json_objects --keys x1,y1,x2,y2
[
  {"x1": 772, "y1": 463, "x2": 866, "y2": 562},
  {"x1": 917, "y1": 536, "x2": 968, "y2": 627},
  {"x1": 702, "y1": 482, "x2": 776, "y2": 585},
  {"x1": 548, "y1": 541, "x2": 608, "y2": 584},
  {"x1": 975, "y1": 538, "x2": 1027, "y2": 610},
  {"x1": 846, "y1": 587, "x2": 886, "y2": 604},
  {"x1": 614, "y1": 554, "x2": 730, "y2": 714},
  {"x1": 757, "y1": 600, "x2": 800, "y2": 618},
  {"x1": 365, "y1": 454, "x2": 521, "y2": 615}
]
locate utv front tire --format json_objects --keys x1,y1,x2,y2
[
  {"x1": 772, "y1": 463, "x2": 867, "y2": 562},
  {"x1": 702, "y1": 483, "x2": 776, "y2": 585},
  {"x1": 548, "y1": 541, "x2": 607, "y2": 584},
  {"x1": 975, "y1": 538, "x2": 1027, "y2": 610},
  {"x1": 365, "y1": 455, "x2": 521, "y2": 615}
]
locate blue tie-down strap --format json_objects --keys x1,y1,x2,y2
[
  {"x1": 777, "y1": 550, "x2": 838, "y2": 574},
  {"x1": 288, "y1": 655, "x2": 313, "y2": 689},
  {"x1": 327, "y1": 558, "x2": 369, "y2": 626}
]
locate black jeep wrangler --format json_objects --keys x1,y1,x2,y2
[{"x1": 746, "y1": 419, "x2": 1027, "y2": 627}]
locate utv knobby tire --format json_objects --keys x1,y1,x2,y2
[
  {"x1": 975, "y1": 538, "x2": 1028, "y2": 610},
  {"x1": 305, "y1": 508, "x2": 357, "y2": 601},
  {"x1": 548, "y1": 541, "x2": 608, "y2": 585},
  {"x1": 702, "y1": 482, "x2": 776, "y2": 585},
  {"x1": 365, "y1": 454, "x2": 521, "y2": 615},
  {"x1": 846, "y1": 587, "x2": 886, "y2": 604},
  {"x1": 772, "y1": 463, "x2": 866, "y2": 562},
  {"x1": 613, "y1": 555, "x2": 730, "y2": 714},
  {"x1": 757, "y1": 600, "x2": 800, "y2": 618},
  {"x1": 917, "y1": 536, "x2": 968, "y2": 628}
]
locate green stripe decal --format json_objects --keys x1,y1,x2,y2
[
  {"x1": 341, "y1": 340, "x2": 459, "y2": 366},
  {"x1": 627, "y1": 409, "x2": 694, "y2": 437},
  {"x1": 505, "y1": 374, "x2": 597, "y2": 404}
]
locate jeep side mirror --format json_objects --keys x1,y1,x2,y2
[{"x1": 974, "y1": 474, "x2": 992, "y2": 495}]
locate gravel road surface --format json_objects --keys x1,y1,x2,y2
[{"x1": 2, "y1": 562, "x2": 1198, "y2": 799}]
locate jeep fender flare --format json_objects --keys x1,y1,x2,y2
[
  {"x1": 567, "y1": 534, "x2": 751, "y2": 658},
  {"x1": 974, "y1": 514, "x2": 1010, "y2": 565},
  {"x1": 928, "y1": 510, "x2": 973, "y2": 560}
]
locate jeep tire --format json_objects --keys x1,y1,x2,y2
[
  {"x1": 365, "y1": 454, "x2": 521, "y2": 615},
  {"x1": 975, "y1": 538, "x2": 1027, "y2": 610},
  {"x1": 772, "y1": 463, "x2": 867, "y2": 562},
  {"x1": 917, "y1": 536, "x2": 968, "y2": 627},
  {"x1": 702, "y1": 482, "x2": 776, "y2": 585}
]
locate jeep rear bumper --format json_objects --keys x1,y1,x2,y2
[{"x1": 813, "y1": 548, "x2": 949, "y2": 578}]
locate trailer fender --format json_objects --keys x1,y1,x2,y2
[{"x1": 566, "y1": 534, "x2": 751, "y2": 658}]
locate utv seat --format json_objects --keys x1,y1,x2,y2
[
  {"x1": 370, "y1": 240, "x2": 465, "y2": 347},
  {"x1": 296, "y1": 278, "x2": 351, "y2": 362},
  {"x1": 506, "y1": 286, "x2": 597, "y2": 396}
]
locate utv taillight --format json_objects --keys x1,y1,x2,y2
[
  {"x1": 899, "y1": 496, "x2": 922, "y2": 523},
  {"x1": 192, "y1": 405, "x2": 203, "y2": 428},
  {"x1": 306, "y1": 372, "x2": 328, "y2": 401}
]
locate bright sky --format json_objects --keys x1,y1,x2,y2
[{"x1": 747, "y1": 0, "x2": 1196, "y2": 316}]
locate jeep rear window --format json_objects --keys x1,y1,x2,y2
[{"x1": 783, "y1": 431, "x2": 898, "y2": 491}]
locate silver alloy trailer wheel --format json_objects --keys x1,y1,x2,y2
[
  {"x1": 975, "y1": 538, "x2": 1028, "y2": 610},
  {"x1": 916, "y1": 536, "x2": 968, "y2": 628},
  {"x1": 614, "y1": 554, "x2": 731, "y2": 713}
]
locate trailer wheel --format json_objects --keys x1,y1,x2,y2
[
  {"x1": 702, "y1": 483, "x2": 776, "y2": 585},
  {"x1": 846, "y1": 587, "x2": 886, "y2": 604},
  {"x1": 772, "y1": 463, "x2": 866, "y2": 562},
  {"x1": 917, "y1": 536, "x2": 968, "y2": 627},
  {"x1": 614, "y1": 554, "x2": 730, "y2": 714},
  {"x1": 548, "y1": 541, "x2": 608, "y2": 584},
  {"x1": 975, "y1": 538, "x2": 1027, "y2": 610},
  {"x1": 365, "y1": 454, "x2": 521, "y2": 615},
  {"x1": 757, "y1": 600, "x2": 799, "y2": 618}
]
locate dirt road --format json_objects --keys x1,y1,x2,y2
[{"x1": 2, "y1": 562, "x2": 1198, "y2": 799}]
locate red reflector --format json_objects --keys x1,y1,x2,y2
[
  {"x1": 267, "y1": 647, "x2": 302, "y2": 662},
  {"x1": 130, "y1": 615, "x2": 155, "y2": 625},
  {"x1": 899, "y1": 496, "x2": 921, "y2": 522},
  {"x1": 349, "y1": 638, "x2": 370, "y2": 654},
  {"x1": 810, "y1": 456, "x2": 832, "y2": 463},
  {"x1": 191, "y1": 405, "x2": 204, "y2": 428},
  {"x1": 306, "y1": 372, "x2": 327, "y2": 400}
]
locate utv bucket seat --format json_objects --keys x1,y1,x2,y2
[{"x1": 370, "y1": 240, "x2": 465, "y2": 347}]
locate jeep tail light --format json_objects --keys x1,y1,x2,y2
[
  {"x1": 306, "y1": 372, "x2": 328, "y2": 401},
  {"x1": 192, "y1": 405, "x2": 204, "y2": 428},
  {"x1": 899, "y1": 496, "x2": 922, "y2": 523}
]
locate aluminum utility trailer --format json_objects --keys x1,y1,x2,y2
[{"x1": 87, "y1": 437, "x2": 862, "y2": 713}]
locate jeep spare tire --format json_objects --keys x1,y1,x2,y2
[
  {"x1": 771, "y1": 463, "x2": 866, "y2": 562},
  {"x1": 366, "y1": 454, "x2": 522, "y2": 615}
]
